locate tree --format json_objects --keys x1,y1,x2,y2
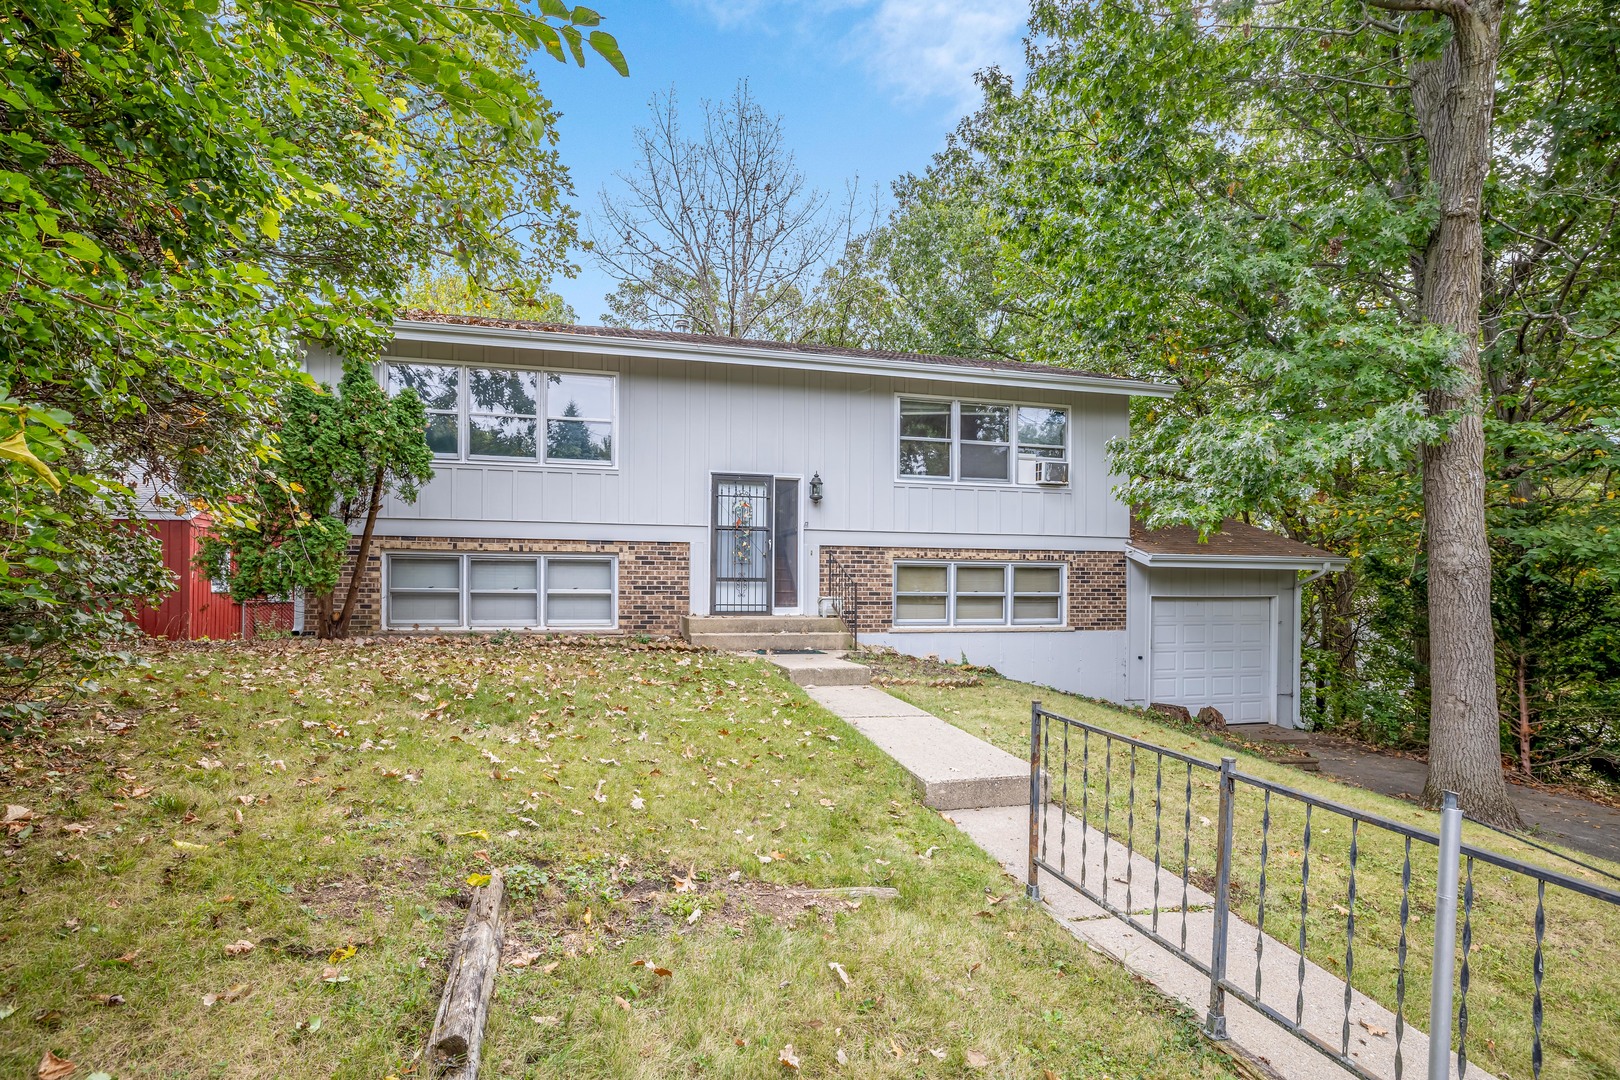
[
  {"x1": 890, "y1": 0, "x2": 1620, "y2": 826},
  {"x1": 1, "y1": 0, "x2": 625, "y2": 706},
  {"x1": 203, "y1": 361, "x2": 435, "y2": 639},
  {"x1": 593, "y1": 81, "x2": 867, "y2": 338},
  {"x1": 401, "y1": 264, "x2": 578, "y2": 324}
]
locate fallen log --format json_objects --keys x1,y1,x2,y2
[{"x1": 427, "y1": 870, "x2": 507, "y2": 1079}]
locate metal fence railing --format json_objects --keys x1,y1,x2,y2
[{"x1": 1025, "y1": 701, "x2": 1620, "y2": 1080}]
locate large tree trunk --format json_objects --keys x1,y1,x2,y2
[{"x1": 1406, "y1": 0, "x2": 1522, "y2": 828}]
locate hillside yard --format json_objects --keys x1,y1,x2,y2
[
  {"x1": 0, "y1": 639, "x2": 1236, "y2": 1079},
  {"x1": 883, "y1": 661, "x2": 1620, "y2": 1080}
]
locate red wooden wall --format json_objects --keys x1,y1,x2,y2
[{"x1": 129, "y1": 517, "x2": 262, "y2": 640}]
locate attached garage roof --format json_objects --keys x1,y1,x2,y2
[{"x1": 1128, "y1": 519, "x2": 1348, "y2": 571}]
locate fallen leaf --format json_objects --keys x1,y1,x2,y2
[
  {"x1": 928, "y1": 1047, "x2": 947, "y2": 1061},
  {"x1": 613, "y1": 995, "x2": 631, "y2": 1011},
  {"x1": 173, "y1": 840, "x2": 209, "y2": 852},
  {"x1": 38, "y1": 1051, "x2": 74, "y2": 1080},
  {"x1": 532, "y1": 1015, "x2": 561, "y2": 1027},
  {"x1": 836, "y1": 1047, "x2": 848, "y2": 1065},
  {"x1": 466, "y1": 873, "x2": 492, "y2": 888},
  {"x1": 202, "y1": 983, "x2": 252, "y2": 1007},
  {"x1": 630, "y1": 795, "x2": 645, "y2": 811},
  {"x1": 328, "y1": 944, "x2": 356, "y2": 964},
  {"x1": 828, "y1": 961, "x2": 850, "y2": 988},
  {"x1": 224, "y1": 940, "x2": 255, "y2": 957},
  {"x1": 654, "y1": 967, "x2": 672, "y2": 978},
  {"x1": 541, "y1": 960, "x2": 560, "y2": 974},
  {"x1": 965, "y1": 1048, "x2": 991, "y2": 1068},
  {"x1": 456, "y1": 829, "x2": 490, "y2": 840},
  {"x1": 1359, "y1": 1018, "x2": 1389, "y2": 1037},
  {"x1": 779, "y1": 1043, "x2": 801, "y2": 1071},
  {"x1": 686, "y1": 906, "x2": 702, "y2": 925},
  {"x1": 509, "y1": 951, "x2": 543, "y2": 969},
  {"x1": 87, "y1": 994, "x2": 125, "y2": 1007},
  {"x1": 3, "y1": 805, "x2": 33, "y2": 824}
]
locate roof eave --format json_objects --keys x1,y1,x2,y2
[
  {"x1": 390, "y1": 319, "x2": 1179, "y2": 399},
  {"x1": 1126, "y1": 547, "x2": 1350, "y2": 572}
]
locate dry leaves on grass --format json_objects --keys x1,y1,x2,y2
[
  {"x1": 37, "y1": 1051, "x2": 74, "y2": 1080},
  {"x1": 202, "y1": 983, "x2": 252, "y2": 1007},
  {"x1": 779, "y1": 1044, "x2": 801, "y2": 1071},
  {"x1": 965, "y1": 1048, "x2": 991, "y2": 1068},
  {"x1": 224, "y1": 940, "x2": 255, "y2": 956}
]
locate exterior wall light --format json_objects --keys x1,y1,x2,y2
[{"x1": 809, "y1": 472, "x2": 824, "y2": 504}]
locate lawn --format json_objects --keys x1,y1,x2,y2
[
  {"x1": 879, "y1": 658, "x2": 1620, "y2": 1080},
  {"x1": 0, "y1": 638, "x2": 1237, "y2": 1079}
]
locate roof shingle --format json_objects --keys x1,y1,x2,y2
[
  {"x1": 1129, "y1": 518, "x2": 1341, "y2": 561},
  {"x1": 397, "y1": 311, "x2": 1146, "y2": 385}
]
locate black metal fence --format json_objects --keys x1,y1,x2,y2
[
  {"x1": 1026, "y1": 701, "x2": 1620, "y2": 1080},
  {"x1": 822, "y1": 549, "x2": 859, "y2": 648}
]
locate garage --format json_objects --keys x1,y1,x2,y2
[
  {"x1": 1150, "y1": 597, "x2": 1273, "y2": 724},
  {"x1": 1125, "y1": 519, "x2": 1348, "y2": 729}
]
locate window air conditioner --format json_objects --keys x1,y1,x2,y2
[{"x1": 1034, "y1": 460, "x2": 1070, "y2": 486}]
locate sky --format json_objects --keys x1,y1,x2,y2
[{"x1": 533, "y1": 0, "x2": 1031, "y2": 323}]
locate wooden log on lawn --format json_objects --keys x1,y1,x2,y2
[{"x1": 427, "y1": 869, "x2": 507, "y2": 1079}]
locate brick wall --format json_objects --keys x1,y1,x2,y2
[
  {"x1": 340, "y1": 537, "x2": 689, "y2": 636},
  {"x1": 818, "y1": 546, "x2": 1126, "y2": 634}
]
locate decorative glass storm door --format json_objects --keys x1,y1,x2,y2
[{"x1": 713, "y1": 475, "x2": 773, "y2": 614}]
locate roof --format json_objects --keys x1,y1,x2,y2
[
  {"x1": 391, "y1": 312, "x2": 1178, "y2": 399},
  {"x1": 1128, "y1": 518, "x2": 1348, "y2": 570}
]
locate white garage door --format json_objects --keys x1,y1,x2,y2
[{"x1": 1150, "y1": 598, "x2": 1273, "y2": 724}]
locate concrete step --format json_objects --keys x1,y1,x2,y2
[
  {"x1": 761, "y1": 653, "x2": 871, "y2": 687},
  {"x1": 682, "y1": 615, "x2": 848, "y2": 636},
  {"x1": 804, "y1": 685, "x2": 1030, "y2": 810},
  {"x1": 687, "y1": 632, "x2": 854, "y2": 652}
]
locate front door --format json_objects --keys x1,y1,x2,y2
[
  {"x1": 713, "y1": 475, "x2": 773, "y2": 614},
  {"x1": 712, "y1": 474, "x2": 802, "y2": 615}
]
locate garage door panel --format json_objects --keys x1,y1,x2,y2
[{"x1": 1150, "y1": 597, "x2": 1272, "y2": 724}]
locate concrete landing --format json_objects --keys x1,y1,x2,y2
[
  {"x1": 804, "y1": 685, "x2": 1029, "y2": 810},
  {"x1": 683, "y1": 615, "x2": 853, "y2": 653},
  {"x1": 757, "y1": 652, "x2": 870, "y2": 687}
]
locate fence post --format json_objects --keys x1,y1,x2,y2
[
  {"x1": 1027, "y1": 700, "x2": 1042, "y2": 902},
  {"x1": 1205, "y1": 756, "x2": 1237, "y2": 1040},
  {"x1": 1429, "y1": 791, "x2": 1463, "y2": 1080}
]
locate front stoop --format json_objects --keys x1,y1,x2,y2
[
  {"x1": 803, "y1": 685, "x2": 1029, "y2": 811},
  {"x1": 680, "y1": 615, "x2": 854, "y2": 653},
  {"x1": 761, "y1": 652, "x2": 871, "y2": 687}
]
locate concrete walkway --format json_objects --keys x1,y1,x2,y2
[
  {"x1": 1245, "y1": 726, "x2": 1620, "y2": 864},
  {"x1": 789, "y1": 671, "x2": 1486, "y2": 1080}
]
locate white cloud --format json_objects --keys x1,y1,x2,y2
[
  {"x1": 851, "y1": 0, "x2": 1028, "y2": 111},
  {"x1": 676, "y1": 0, "x2": 1027, "y2": 113}
]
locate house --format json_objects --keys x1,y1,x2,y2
[{"x1": 302, "y1": 315, "x2": 1346, "y2": 727}]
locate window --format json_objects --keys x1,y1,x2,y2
[
  {"x1": 896, "y1": 397, "x2": 1068, "y2": 484},
  {"x1": 386, "y1": 362, "x2": 616, "y2": 467},
  {"x1": 386, "y1": 554, "x2": 616, "y2": 630},
  {"x1": 892, "y1": 561, "x2": 1065, "y2": 627},
  {"x1": 545, "y1": 372, "x2": 614, "y2": 463}
]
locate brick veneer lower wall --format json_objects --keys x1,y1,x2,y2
[
  {"x1": 340, "y1": 537, "x2": 689, "y2": 637},
  {"x1": 819, "y1": 546, "x2": 1126, "y2": 635}
]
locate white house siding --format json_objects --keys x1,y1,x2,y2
[
  {"x1": 302, "y1": 339, "x2": 1134, "y2": 622},
  {"x1": 863, "y1": 628, "x2": 1129, "y2": 702},
  {"x1": 1125, "y1": 561, "x2": 1303, "y2": 728}
]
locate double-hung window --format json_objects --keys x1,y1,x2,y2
[
  {"x1": 386, "y1": 362, "x2": 617, "y2": 467},
  {"x1": 386, "y1": 554, "x2": 616, "y2": 630},
  {"x1": 896, "y1": 397, "x2": 1068, "y2": 484},
  {"x1": 892, "y1": 561, "x2": 1065, "y2": 628}
]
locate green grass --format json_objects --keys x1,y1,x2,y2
[
  {"x1": 0, "y1": 639, "x2": 1236, "y2": 1079},
  {"x1": 883, "y1": 666, "x2": 1620, "y2": 1080}
]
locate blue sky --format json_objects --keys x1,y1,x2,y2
[{"x1": 534, "y1": 1, "x2": 1030, "y2": 323}]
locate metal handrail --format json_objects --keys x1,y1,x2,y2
[
  {"x1": 822, "y1": 549, "x2": 859, "y2": 649},
  {"x1": 1026, "y1": 701, "x2": 1620, "y2": 1080}
]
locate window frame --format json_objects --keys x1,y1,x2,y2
[
  {"x1": 384, "y1": 553, "x2": 619, "y2": 631},
  {"x1": 893, "y1": 394, "x2": 1069, "y2": 486},
  {"x1": 891, "y1": 560, "x2": 1067, "y2": 629},
  {"x1": 384, "y1": 359, "x2": 619, "y2": 470}
]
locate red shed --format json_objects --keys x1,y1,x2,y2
[{"x1": 128, "y1": 512, "x2": 298, "y2": 641}]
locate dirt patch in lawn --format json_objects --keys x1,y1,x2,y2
[{"x1": 857, "y1": 647, "x2": 994, "y2": 688}]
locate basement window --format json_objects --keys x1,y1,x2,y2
[
  {"x1": 892, "y1": 561, "x2": 1065, "y2": 628},
  {"x1": 386, "y1": 554, "x2": 616, "y2": 631}
]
